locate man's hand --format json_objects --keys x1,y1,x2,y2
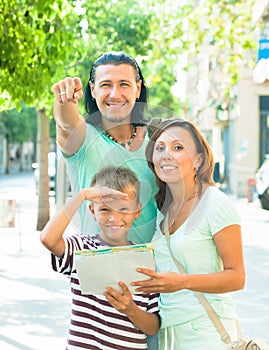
[{"x1": 53, "y1": 77, "x2": 83, "y2": 104}]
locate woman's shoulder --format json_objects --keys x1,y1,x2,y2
[
  {"x1": 204, "y1": 186, "x2": 241, "y2": 224},
  {"x1": 207, "y1": 185, "x2": 234, "y2": 202},
  {"x1": 197, "y1": 185, "x2": 237, "y2": 215}
]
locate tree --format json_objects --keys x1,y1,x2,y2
[
  {"x1": 0, "y1": 0, "x2": 82, "y2": 230},
  {"x1": 183, "y1": 0, "x2": 258, "y2": 110},
  {"x1": 0, "y1": 106, "x2": 37, "y2": 173},
  {"x1": 0, "y1": 0, "x2": 83, "y2": 108}
]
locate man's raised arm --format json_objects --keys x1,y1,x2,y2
[{"x1": 53, "y1": 77, "x2": 86, "y2": 156}]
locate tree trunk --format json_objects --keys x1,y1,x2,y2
[
  {"x1": 18, "y1": 143, "x2": 24, "y2": 171},
  {"x1": 36, "y1": 108, "x2": 50, "y2": 231},
  {"x1": 5, "y1": 134, "x2": 10, "y2": 174}
]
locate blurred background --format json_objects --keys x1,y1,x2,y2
[{"x1": 1, "y1": 1, "x2": 269, "y2": 349}]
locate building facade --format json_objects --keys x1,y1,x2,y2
[
  {"x1": 184, "y1": 0, "x2": 269, "y2": 197},
  {"x1": 230, "y1": 0, "x2": 269, "y2": 196}
]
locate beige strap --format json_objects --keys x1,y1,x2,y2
[{"x1": 163, "y1": 216, "x2": 232, "y2": 344}]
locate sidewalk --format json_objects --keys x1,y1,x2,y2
[
  {"x1": 0, "y1": 173, "x2": 70, "y2": 350},
  {"x1": 0, "y1": 239, "x2": 70, "y2": 350},
  {"x1": 0, "y1": 173, "x2": 269, "y2": 349},
  {"x1": 229, "y1": 196, "x2": 269, "y2": 347}
]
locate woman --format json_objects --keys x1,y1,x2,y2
[{"x1": 132, "y1": 118, "x2": 246, "y2": 349}]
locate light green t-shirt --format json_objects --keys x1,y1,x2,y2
[
  {"x1": 152, "y1": 186, "x2": 241, "y2": 328},
  {"x1": 62, "y1": 123, "x2": 158, "y2": 243}
]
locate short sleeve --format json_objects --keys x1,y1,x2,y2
[
  {"x1": 51, "y1": 235, "x2": 85, "y2": 275},
  {"x1": 60, "y1": 123, "x2": 99, "y2": 164},
  {"x1": 207, "y1": 188, "x2": 241, "y2": 236},
  {"x1": 147, "y1": 293, "x2": 159, "y2": 314}
]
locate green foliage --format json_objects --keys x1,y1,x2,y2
[
  {"x1": 80, "y1": 0, "x2": 153, "y2": 56},
  {"x1": 186, "y1": 0, "x2": 258, "y2": 97},
  {"x1": 0, "y1": 105, "x2": 37, "y2": 143},
  {"x1": 0, "y1": 0, "x2": 260, "y2": 115},
  {"x1": 0, "y1": 0, "x2": 82, "y2": 110}
]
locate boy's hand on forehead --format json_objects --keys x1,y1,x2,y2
[{"x1": 81, "y1": 186, "x2": 129, "y2": 203}]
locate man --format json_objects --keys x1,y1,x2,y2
[{"x1": 53, "y1": 52, "x2": 158, "y2": 244}]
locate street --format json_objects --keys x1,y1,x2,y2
[{"x1": 0, "y1": 172, "x2": 269, "y2": 349}]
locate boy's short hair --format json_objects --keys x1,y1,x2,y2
[{"x1": 90, "y1": 166, "x2": 140, "y2": 202}]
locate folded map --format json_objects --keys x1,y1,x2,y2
[{"x1": 74, "y1": 243, "x2": 155, "y2": 294}]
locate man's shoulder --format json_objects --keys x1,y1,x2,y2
[
  {"x1": 85, "y1": 122, "x2": 99, "y2": 132},
  {"x1": 84, "y1": 123, "x2": 103, "y2": 144}
]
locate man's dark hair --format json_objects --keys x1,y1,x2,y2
[{"x1": 84, "y1": 52, "x2": 148, "y2": 126}]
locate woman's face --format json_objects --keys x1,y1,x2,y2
[{"x1": 152, "y1": 126, "x2": 201, "y2": 184}]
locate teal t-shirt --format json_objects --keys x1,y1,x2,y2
[
  {"x1": 62, "y1": 123, "x2": 158, "y2": 243},
  {"x1": 152, "y1": 186, "x2": 241, "y2": 328}
]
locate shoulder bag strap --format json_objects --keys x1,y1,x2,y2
[{"x1": 163, "y1": 216, "x2": 232, "y2": 344}]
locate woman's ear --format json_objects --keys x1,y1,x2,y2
[{"x1": 194, "y1": 153, "x2": 203, "y2": 169}]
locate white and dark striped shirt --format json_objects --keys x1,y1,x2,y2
[{"x1": 52, "y1": 234, "x2": 159, "y2": 350}]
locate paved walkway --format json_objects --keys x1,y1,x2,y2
[{"x1": 0, "y1": 173, "x2": 70, "y2": 350}]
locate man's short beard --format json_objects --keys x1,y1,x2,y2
[{"x1": 102, "y1": 113, "x2": 132, "y2": 125}]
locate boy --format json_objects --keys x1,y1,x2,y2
[{"x1": 40, "y1": 166, "x2": 160, "y2": 350}]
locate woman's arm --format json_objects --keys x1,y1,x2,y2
[
  {"x1": 182, "y1": 224, "x2": 245, "y2": 293},
  {"x1": 132, "y1": 224, "x2": 245, "y2": 294}
]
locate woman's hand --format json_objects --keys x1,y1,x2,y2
[
  {"x1": 131, "y1": 268, "x2": 185, "y2": 294},
  {"x1": 133, "y1": 224, "x2": 246, "y2": 295}
]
